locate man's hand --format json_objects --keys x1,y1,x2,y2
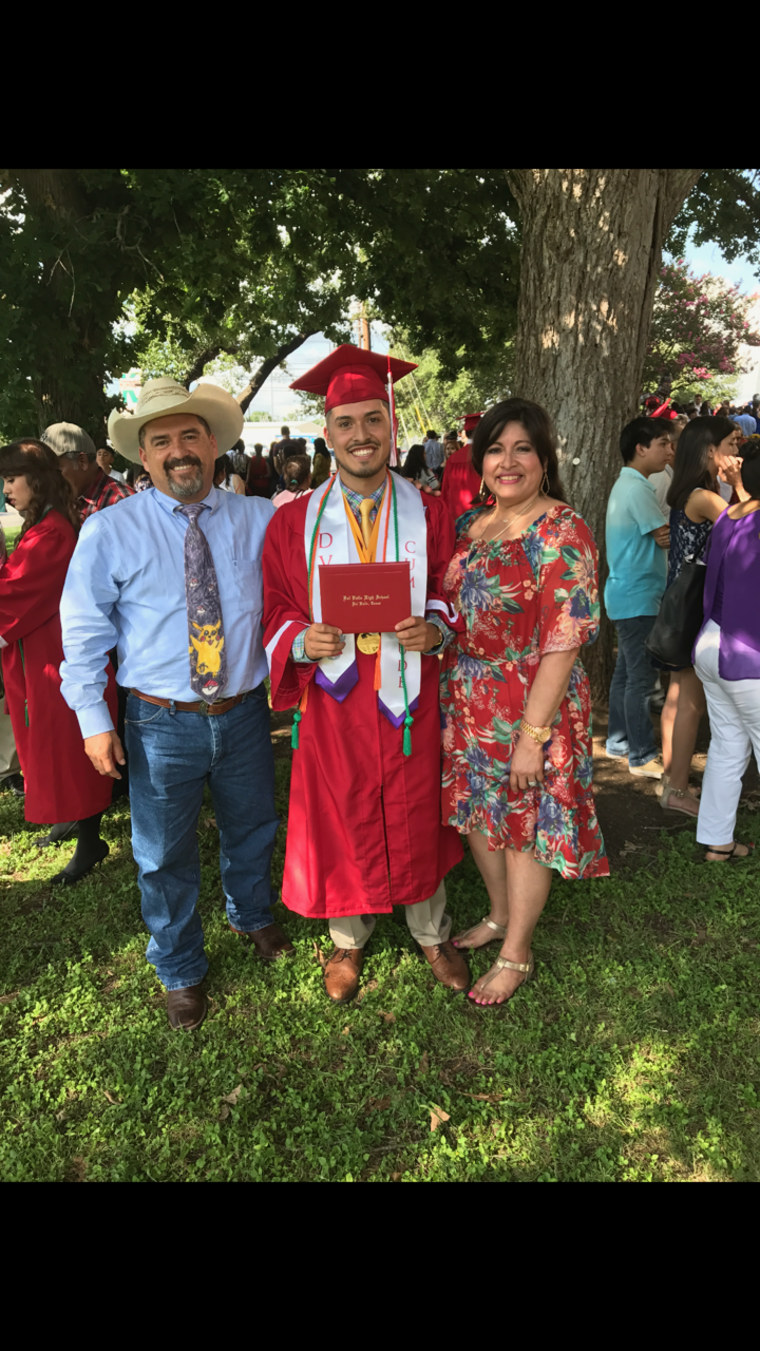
[
  {"x1": 84, "y1": 730, "x2": 126, "y2": 779},
  {"x1": 304, "y1": 623, "x2": 345, "y2": 660},
  {"x1": 395, "y1": 616, "x2": 439, "y2": 652},
  {"x1": 653, "y1": 524, "x2": 670, "y2": 549}
]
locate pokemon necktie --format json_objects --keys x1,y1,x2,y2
[{"x1": 177, "y1": 502, "x2": 228, "y2": 702}]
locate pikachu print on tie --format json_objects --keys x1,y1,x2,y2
[{"x1": 177, "y1": 502, "x2": 228, "y2": 702}]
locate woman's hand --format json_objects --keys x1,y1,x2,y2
[
  {"x1": 509, "y1": 649, "x2": 580, "y2": 791},
  {"x1": 717, "y1": 453, "x2": 743, "y2": 487},
  {"x1": 509, "y1": 733, "x2": 545, "y2": 793}
]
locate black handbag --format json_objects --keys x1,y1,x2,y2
[{"x1": 645, "y1": 558, "x2": 707, "y2": 670}]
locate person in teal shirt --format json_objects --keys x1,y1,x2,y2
[{"x1": 604, "y1": 418, "x2": 672, "y2": 775}]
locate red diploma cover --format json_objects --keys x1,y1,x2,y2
[{"x1": 318, "y1": 562, "x2": 412, "y2": 632}]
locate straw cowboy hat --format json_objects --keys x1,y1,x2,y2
[{"x1": 107, "y1": 378, "x2": 245, "y2": 463}]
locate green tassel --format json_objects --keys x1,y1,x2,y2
[
  {"x1": 403, "y1": 714, "x2": 413, "y2": 758},
  {"x1": 291, "y1": 709, "x2": 301, "y2": 749}
]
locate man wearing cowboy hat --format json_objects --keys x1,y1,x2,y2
[{"x1": 60, "y1": 378, "x2": 292, "y2": 1031}]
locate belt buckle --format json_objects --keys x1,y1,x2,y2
[{"x1": 199, "y1": 701, "x2": 212, "y2": 716}]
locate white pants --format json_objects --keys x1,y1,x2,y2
[
  {"x1": 693, "y1": 620, "x2": 760, "y2": 845},
  {"x1": 329, "y1": 881, "x2": 450, "y2": 950}
]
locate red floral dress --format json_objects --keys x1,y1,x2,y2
[{"x1": 440, "y1": 506, "x2": 609, "y2": 879}]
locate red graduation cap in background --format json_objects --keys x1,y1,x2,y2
[{"x1": 463, "y1": 412, "x2": 483, "y2": 434}]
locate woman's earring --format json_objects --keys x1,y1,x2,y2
[
  {"x1": 479, "y1": 476, "x2": 486, "y2": 497},
  {"x1": 541, "y1": 468, "x2": 550, "y2": 495}
]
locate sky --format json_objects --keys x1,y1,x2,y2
[{"x1": 679, "y1": 238, "x2": 760, "y2": 294}]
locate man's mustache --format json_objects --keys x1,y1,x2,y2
[{"x1": 165, "y1": 455, "x2": 202, "y2": 471}]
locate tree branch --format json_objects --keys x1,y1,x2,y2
[
  {"x1": 661, "y1": 170, "x2": 704, "y2": 232},
  {"x1": 235, "y1": 331, "x2": 317, "y2": 414},
  {"x1": 182, "y1": 345, "x2": 227, "y2": 388}
]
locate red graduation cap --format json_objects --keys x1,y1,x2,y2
[
  {"x1": 290, "y1": 344, "x2": 417, "y2": 413},
  {"x1": 463, "y1": 412, "x2": 483, "y2": 434}
]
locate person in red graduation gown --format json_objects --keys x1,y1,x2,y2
[
  {"x1": 0, "y1": 442, "x2": 116, "y2": 883},
  {"x1": 440, "y1": 412, "x2": 482, "y2": 523},
  {"x1": 263, "y1": 345, "x2": 467, "y2": 1005}
]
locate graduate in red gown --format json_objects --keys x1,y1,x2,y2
[
  {"x1": 440, "y1": 412, "x2": 482, "y2": 522},
  {"x1": 263, "y1": 345, "x2": 467, "y2": 1005},
  {"x1": 0, "y1": 442, "x2": 116, "y2": 883}
]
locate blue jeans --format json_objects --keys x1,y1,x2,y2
[
  {"x1": 125, "y1": 687, "x2": 279, "y2": 991},
  {"x1": 606, "y1": 616, "x2": 658, "y2": 767}
]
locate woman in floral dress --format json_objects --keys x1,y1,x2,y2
[{"x1": 441, "y1": 399, "x2": 608, "y2": 1007}]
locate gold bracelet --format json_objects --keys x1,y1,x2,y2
[{"x1": 519, "y1": 717, "x2": 552, "y2": 745}]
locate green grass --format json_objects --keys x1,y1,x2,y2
[{"x1": 1, "y1": 740, "x2": 759, "y2": 1182}]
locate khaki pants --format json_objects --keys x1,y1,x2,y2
[
  {"x1": 329, "y1": 881, "x2": 451, "y2": 950},
  {"x1": 0, "y1": 699, "x2": 19, "y2": 780}
]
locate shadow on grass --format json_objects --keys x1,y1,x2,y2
[{"x1": 2, "y1": 732, "x2": 759, "y2": 1182}]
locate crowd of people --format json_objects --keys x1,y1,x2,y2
[
  {"x1": 0, "y1": 344, "x2": 757, "y2": 1031},
  {"x1": 604, "y1": 401, "x2": 760, "y2": 867}
]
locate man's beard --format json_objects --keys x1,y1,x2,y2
[
  {"x1": 165, "y1": 456, "x2": 204, "y2": 500},
  {"x1": 336, "y1": 441, "x2": 388, "y2": 477}
]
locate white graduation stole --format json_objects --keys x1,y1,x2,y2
[{"x1": 304, "y1": 472, "x2": 427, "y2": 726}]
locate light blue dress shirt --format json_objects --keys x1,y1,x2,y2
[{"x1": 60, "y1": 485, "x2": 274, "y2": 738}]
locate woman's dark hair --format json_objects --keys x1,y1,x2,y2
[
  {"x1": 282, "y1": 453, "x2": 311, "y2": 491},
  {"x1": 400, "y1": 445, "x2": 427, "y2": 480},
  {"x1": 0, "y1": 440, "x2": 80, "y2": 537},
  {"x1": 1, "y1": 437, "x2": 60, "y2": 472},
  {"x1": 740, "y1": 440, "x2": 760, "y2": 498},
  {"x1": 310, "y1": 442, "x2": 332, "y2": 489},
  {"x1": 278, "y1": 438, "x2": 304, "y2": 459},
  {"x1": 667, "y1": 416, "x2": 737, "y2": 510},
  {"x1": 471, "y1": 399, "x2": 566, "y2": 503},
  {"x1": 214, "y1": 453, "x2": 232, "y2": 483}
]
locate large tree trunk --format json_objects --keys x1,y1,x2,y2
[{"x1": 506, "y1": 169, "x2": 702, "y2": 698}]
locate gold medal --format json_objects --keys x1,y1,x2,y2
[{"x1": 357, "y1": 632, "x2": 380, "y2": 655}]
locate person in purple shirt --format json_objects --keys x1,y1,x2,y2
[{"x1": 693, "y1": 441, "x2": 760, "y2": 861}]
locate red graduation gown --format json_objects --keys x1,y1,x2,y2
[
  {"x1": 440, "y1": 445, "x2": 481, "y2": 523},
  {"x1": 0, "y1": 512, "x2": 116, "y2": 824},
  {"x1": 262, "y1": 489, "x2": 463, "y2": 919}
]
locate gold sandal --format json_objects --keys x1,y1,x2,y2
[
  {"x1": 452, "y1": 916, "x2": 507, "y2": 950},
  {"x1": 469, "y1": 953, "x2": 534, "y2": 1005},
  {"x1": 660, "y1": 783, "x2": 700, "y2": 816}
]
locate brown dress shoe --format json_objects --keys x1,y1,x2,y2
[
  {"x1": 419, "y1": 939, "x2": 470, "y2": 993},
  {"x1": 234, "y1": 921, "x2": 295, "y2": 960},
  {"x1": 166, "y1": 984, "x2": 208, "y2": 1031},
  {"x1": 323, "y1": 947, "x2": 364, "y2": 1004}
]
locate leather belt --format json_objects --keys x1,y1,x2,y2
[{"x1": 130, "y1": 688, "x2": 254, "y2": 717}]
